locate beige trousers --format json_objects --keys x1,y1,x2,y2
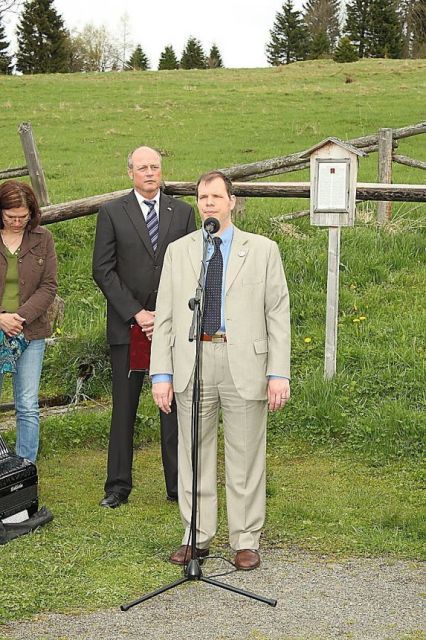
[{"x1": 175, "y1": 341, "x2": 267, "y2": 551}]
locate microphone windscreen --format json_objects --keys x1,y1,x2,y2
[{"x1": 203, "y1": 217, "x2": 220, "y2": 234}]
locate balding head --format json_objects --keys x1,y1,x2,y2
[
  {"x1": 127, "y1": 146, "x2": 163, "y2": 199},
  {"x1": 127, "y1": 146, "x2": 162, "y2": 170}
]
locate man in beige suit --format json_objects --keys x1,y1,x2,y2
[{"x1": 150, "y1": 171, "x2": 290, "y2": 570}]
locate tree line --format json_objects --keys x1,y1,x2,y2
[
  {"x1": 267, "y1": 0, "x2": 425, "y2": 64},
  {"x1": 0, "y1": 0, "x2": 425, "y2": 74},
  {"x1": 0, "y1": 0, "x2": 223, "y2": 74}
]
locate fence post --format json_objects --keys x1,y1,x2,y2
[
  {"x1": 232, "y1": 196, "x2": 246, "y2": 219},
  {"x1": 324, "y1": 227, "x2": 341, "y2": 380},
  {"x1": 377, "y1": 128, "x2": 393, "y2": 223},
  {"x1": 18, "y1": 122, "x2": 50, "y2": 206}
]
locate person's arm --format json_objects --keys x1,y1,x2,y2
[
  {"x1": 17, "y1": 231, "x2": 57, "y2": 324},
  {"x1": 92, "y1": 206, "x2": 144, "y2": 323},
  {"x1": 150, "y1": 245, "x2": 175, "y2": 411},
  {"x1": 264, "y1": 241, "x2": 291, "y2": 411}
]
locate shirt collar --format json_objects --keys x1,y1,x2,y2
[
  {"x1": 134, "y1": 189, "x2": 160, "y2": 210},
  {"x1": 203, "y1": 223, "x2": 234, "y2": 246}
]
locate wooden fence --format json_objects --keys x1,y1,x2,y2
[
  {"x1": 0, "y1": 121, "x2": 425, "y2": 223},
  {"x1": 39, "y1": 181, "x2": 426, "y2": 226}
]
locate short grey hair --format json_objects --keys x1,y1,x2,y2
[{"x1": 127, "y1": 146, "x2": 162, "y2": 170}]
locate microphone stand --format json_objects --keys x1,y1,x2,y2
[{"x1": 121, "y1": 229, "x2": 277, "y2": 610}]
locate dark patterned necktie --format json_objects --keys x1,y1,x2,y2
[
  {"x1": 202, "y1": 237, "x2": 223, "y2": 336},
  {"x1": 144, "y1": 200, "x2": 159, "y2": 252}
]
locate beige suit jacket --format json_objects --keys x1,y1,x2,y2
[{"x1": 150, "y1": 226, "x2": 290, "y2": 400}]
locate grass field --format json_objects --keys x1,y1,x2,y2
[
  {"x1": 0, "y1": 432, "x2": 423, "y2": 623},
  {"x1": 0, "y1": 59, "x2": 424, "y2": 623},
  {"x1": 1, "y1": 59, "x2": 425, "y2": 200}
]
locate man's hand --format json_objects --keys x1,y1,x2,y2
[
  {"x1": 0, "y1": 313, "x2": 25, "y2": 337},
  {"x1": 267, "y1": 378, "x2": 290, "y2": 412},
  {"x1": 152, "y1": 381, "x2": 174, "y2": 414},
  {"x1": 134, "y1": 309, "x2": 155, "y2": 339}
]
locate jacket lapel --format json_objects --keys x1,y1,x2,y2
[
  {"x1": 157, "y1": 193, "x2": 174, "y2": 256},
  {"x1": 188, "y1": 230, "x2": 203, "y2": 280},
  {"x1": 225, "y1": 227, "x2": 249, "y2": 293},
  {"x1": 123, "y1": 190, "x2": 154, "y2": 258},
  {"x1": 16, "y1": 228, "x2": 43, "y2": 259}
]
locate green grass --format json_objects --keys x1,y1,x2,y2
[
  {"x1": 0, "y1": 430, "x2": 423, "y2": 623},
  {"x1": 1, "y1": 59, "x2": 425, "y2": 200}
]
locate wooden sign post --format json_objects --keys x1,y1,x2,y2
[{"x1": 301, "y1": 138, "x2": 366, "y2": 379}]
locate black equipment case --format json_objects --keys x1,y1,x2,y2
[{"x1": 0, "y1": 436, "x2": 38, "y2": 520}]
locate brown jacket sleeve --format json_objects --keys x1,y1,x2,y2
[{"x1": 17, "y1": 229, "x2": 58, "y2": 326}]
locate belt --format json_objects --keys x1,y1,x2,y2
[{"x1": 201, "y1": 333, "x2": 227, "y2": 343}]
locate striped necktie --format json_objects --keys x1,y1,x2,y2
[
  {"x1": 144, "y1": 200, "x2": 159, "y2": 252},
  {"x1": 202, "y1": 237, "x2": 223, "y2": 335}
]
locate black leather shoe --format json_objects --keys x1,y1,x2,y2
[
  {"x1": 166, "y1": 494, "x2": 178, "y2": 502},
  {"x1": 99, "y1": 493, "x2": 128, "y2": 509}
]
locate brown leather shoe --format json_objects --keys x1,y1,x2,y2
[
  {"x1": 234, "y1": 549, "x2": 260, "y2": 570},
  {"x1": 169, "y1": 545, "x2": 209, "y2": 565}
]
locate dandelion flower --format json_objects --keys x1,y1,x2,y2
[
  {"x1": 304, "y1": 337, "x2": 312, "y2": 343},
  {"x1": 359, "y1": 316, "x2": 366, "y2": 321}
]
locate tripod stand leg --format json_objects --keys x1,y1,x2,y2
[
  {"x1": 121, "y1": 577, "x2": 188, "y2": 611},
  {"x1": 201, "y1": 576, "x2": 277, "y2": 607}
]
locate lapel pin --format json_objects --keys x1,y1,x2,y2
[
  {"x1": 167, "y1": 207, "x2": 172, "y2": 211},
  {"x1": 238, "y1": 250, "x2": 246, "y2": 257}
]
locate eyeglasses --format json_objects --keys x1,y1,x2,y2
[{"x1": 2, "y1": 213, "x2": 30, "y2": 224}]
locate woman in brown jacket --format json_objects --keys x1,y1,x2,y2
[{"x1": 0, "y1": 180, "x2": 57, "y2": 462}]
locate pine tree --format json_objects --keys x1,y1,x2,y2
[
  {"x1": 207, "y1": 43, "x2": 223, "y2": 68},
  {"x1": 266, "y1": 0, "x2": 310, "y2": 65},
  {"x1": 333, "y1": 35, "x2": 359, "y2": 61},
  {"x1": 366, "y1": 0, "x2": 403, "y2": 57},
  {"x1": 125, "y1": 44, "x2": 149, "y2": 70},
  {"x1": 0, "y1": 13, "x2": 11, "y2": 73},
  {"x1": 180, "y1": 37, "x2": 206, "y2": 69},
  {"x1": 310, "y1": 29, "x2": 331, "y2": 57},
  {"x1": 158, "y1": 44, "x2": 179, "y2": 70},
  {"x1": 303, "y1": 0, "x2": 341, "y2": 50},
  {"x1": 16, "y1": 0, "x2": 70, "y2": 73},
  {"x1": 344, "y1": 0, "x2": 371, "y2": 57}
]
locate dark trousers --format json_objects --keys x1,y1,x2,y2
[{"x1": 104, "y1": 344, "x2": 178, "y2": 499}]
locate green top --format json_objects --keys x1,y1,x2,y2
[{"x1": 1, "y1": 248, "x2": 20, "y2": 313}]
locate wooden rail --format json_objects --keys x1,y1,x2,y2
[
  {"x1": 219, "y1": 122, "x2": 426, "y2": 181},
  {"x1": 1, "y1": 121, "x2": 424, "y2": 225},
  {"x1": 39, "y1": 181, "x2": 426, "y2": 225},
  {"x1": 0, "y1": 166, "x2": 29, "y2": 180}
]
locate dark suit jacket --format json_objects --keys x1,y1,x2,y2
[{"x1": 92, "y1": 190, "x2": 196, "y2": 345}]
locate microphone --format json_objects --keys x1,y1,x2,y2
[{"x1": 203, "y1": 217, "x2": 220, "y2": 236}]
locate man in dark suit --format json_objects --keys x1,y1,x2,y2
[{"x1": 92, "y1": 146, "x2": 196, "y2": 508}]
